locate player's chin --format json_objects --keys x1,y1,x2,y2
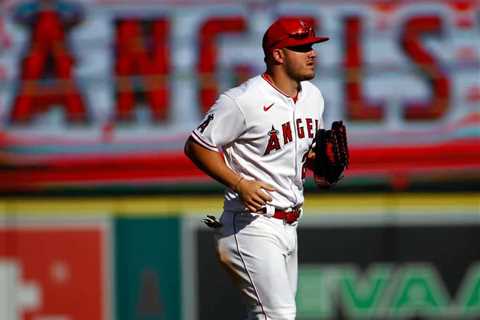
[
  {"x1": 301, "y1": 70, "x2": 316, "y2": 81},
  {"x1": 302, "y1": 65, "x2": 316, "y2": 80}
]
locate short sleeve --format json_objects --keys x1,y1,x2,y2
[{"x1": 191, "y1": 94, "x2": 246, "y2": 151}]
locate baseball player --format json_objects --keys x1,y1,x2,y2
[{"x1": 185, "y1": 18, "x2": 329, "y2": 320}]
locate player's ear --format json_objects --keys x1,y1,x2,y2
[{"x1": 271, "y1": 48, "x2": 284, "y2": 64}]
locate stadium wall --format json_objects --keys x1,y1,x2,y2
[{"x1": 0, "y1": 193, "x2": 478, "y2": 320}]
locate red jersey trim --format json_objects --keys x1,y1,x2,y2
[{"x1": 191, "y1": 132, "x2": 219, "y2": 152}]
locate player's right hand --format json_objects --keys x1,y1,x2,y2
[{"x1": 236, "y1": 179, "x2": 276, "y2": 213}]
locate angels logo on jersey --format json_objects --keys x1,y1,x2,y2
[
  {"x1": 264, "y1": 117, "x2": 319, "y2": 155},
  {"x1": 264, "y1": 126, "x2": 281, "y2": 155},
  {"x1": 197, "y1": 114, "x2": 214, "y2": 133}
]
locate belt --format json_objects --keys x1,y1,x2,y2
[{"x1": 262, "y1": 206, "x2": 302, "y2": 224}]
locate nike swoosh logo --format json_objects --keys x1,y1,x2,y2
[{"x1": 263, "y1": 103, "x2": 275, "y2": 112}]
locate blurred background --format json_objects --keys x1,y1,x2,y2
[{"x1": 0, "y1": 0, "x2": 478, "y2": 319}]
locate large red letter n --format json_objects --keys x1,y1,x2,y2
[{"x1": 114, "y1": 18, "x2": 170, "y2": 123}]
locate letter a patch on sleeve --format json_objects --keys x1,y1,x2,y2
[{"x1": 197, "y1": 114, "x2": 214, "y2": 133}]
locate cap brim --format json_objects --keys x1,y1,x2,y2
[{"x1": 283, "y1": 36, "x2": 329, "y2": 48}]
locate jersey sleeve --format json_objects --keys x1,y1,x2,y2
[{"x1": 191, "y1": 94, "x2": 246, "y2": 151}]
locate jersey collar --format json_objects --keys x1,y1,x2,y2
[{"x1": 261, "y1": 73, "x2": 300, "y2": 103}]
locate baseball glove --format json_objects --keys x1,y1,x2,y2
[{"x1": 312, "y1": 121, "x2": 349, "y2": 186}]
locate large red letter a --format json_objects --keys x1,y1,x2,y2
[{"x1": 10, "y1": 10, "x2": 88, "y2": 124}]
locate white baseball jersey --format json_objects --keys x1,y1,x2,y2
[
  {"x1": 192, "y1": 74, "x2": 326, "y2": 320},
  {"x1": 192, "y1": 74, "x2": 325, "y2": 211}
]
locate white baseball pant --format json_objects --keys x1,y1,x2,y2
[{"x1": 215, "y1": 211, "x2": 298, "y2": 320}]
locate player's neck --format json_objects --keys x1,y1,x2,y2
[{"x1": 263, "y1": 71, "x2": 300, "y2": 100}]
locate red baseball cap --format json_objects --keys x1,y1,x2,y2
[{"x1": 262, "y1": 18, "x2": 329, "y2": 55}]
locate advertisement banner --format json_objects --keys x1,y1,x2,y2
[
  {"x1": 0, "y1": 219, "x2": 110, "y2": 320},
  {"x1": 296, "y1": 225, "x2": 480, "y2": 319}
]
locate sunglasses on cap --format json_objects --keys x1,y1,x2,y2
[
  {"x1": 270, "y1": 24, "x2": 314, "y2": 48},
  {"x1": 287, "y1": 25, "x2": 314, "y2": 40}
]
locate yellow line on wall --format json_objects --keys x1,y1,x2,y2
[{"x1": 0, "y1": 193, "x2": 478, "y2": 216}]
